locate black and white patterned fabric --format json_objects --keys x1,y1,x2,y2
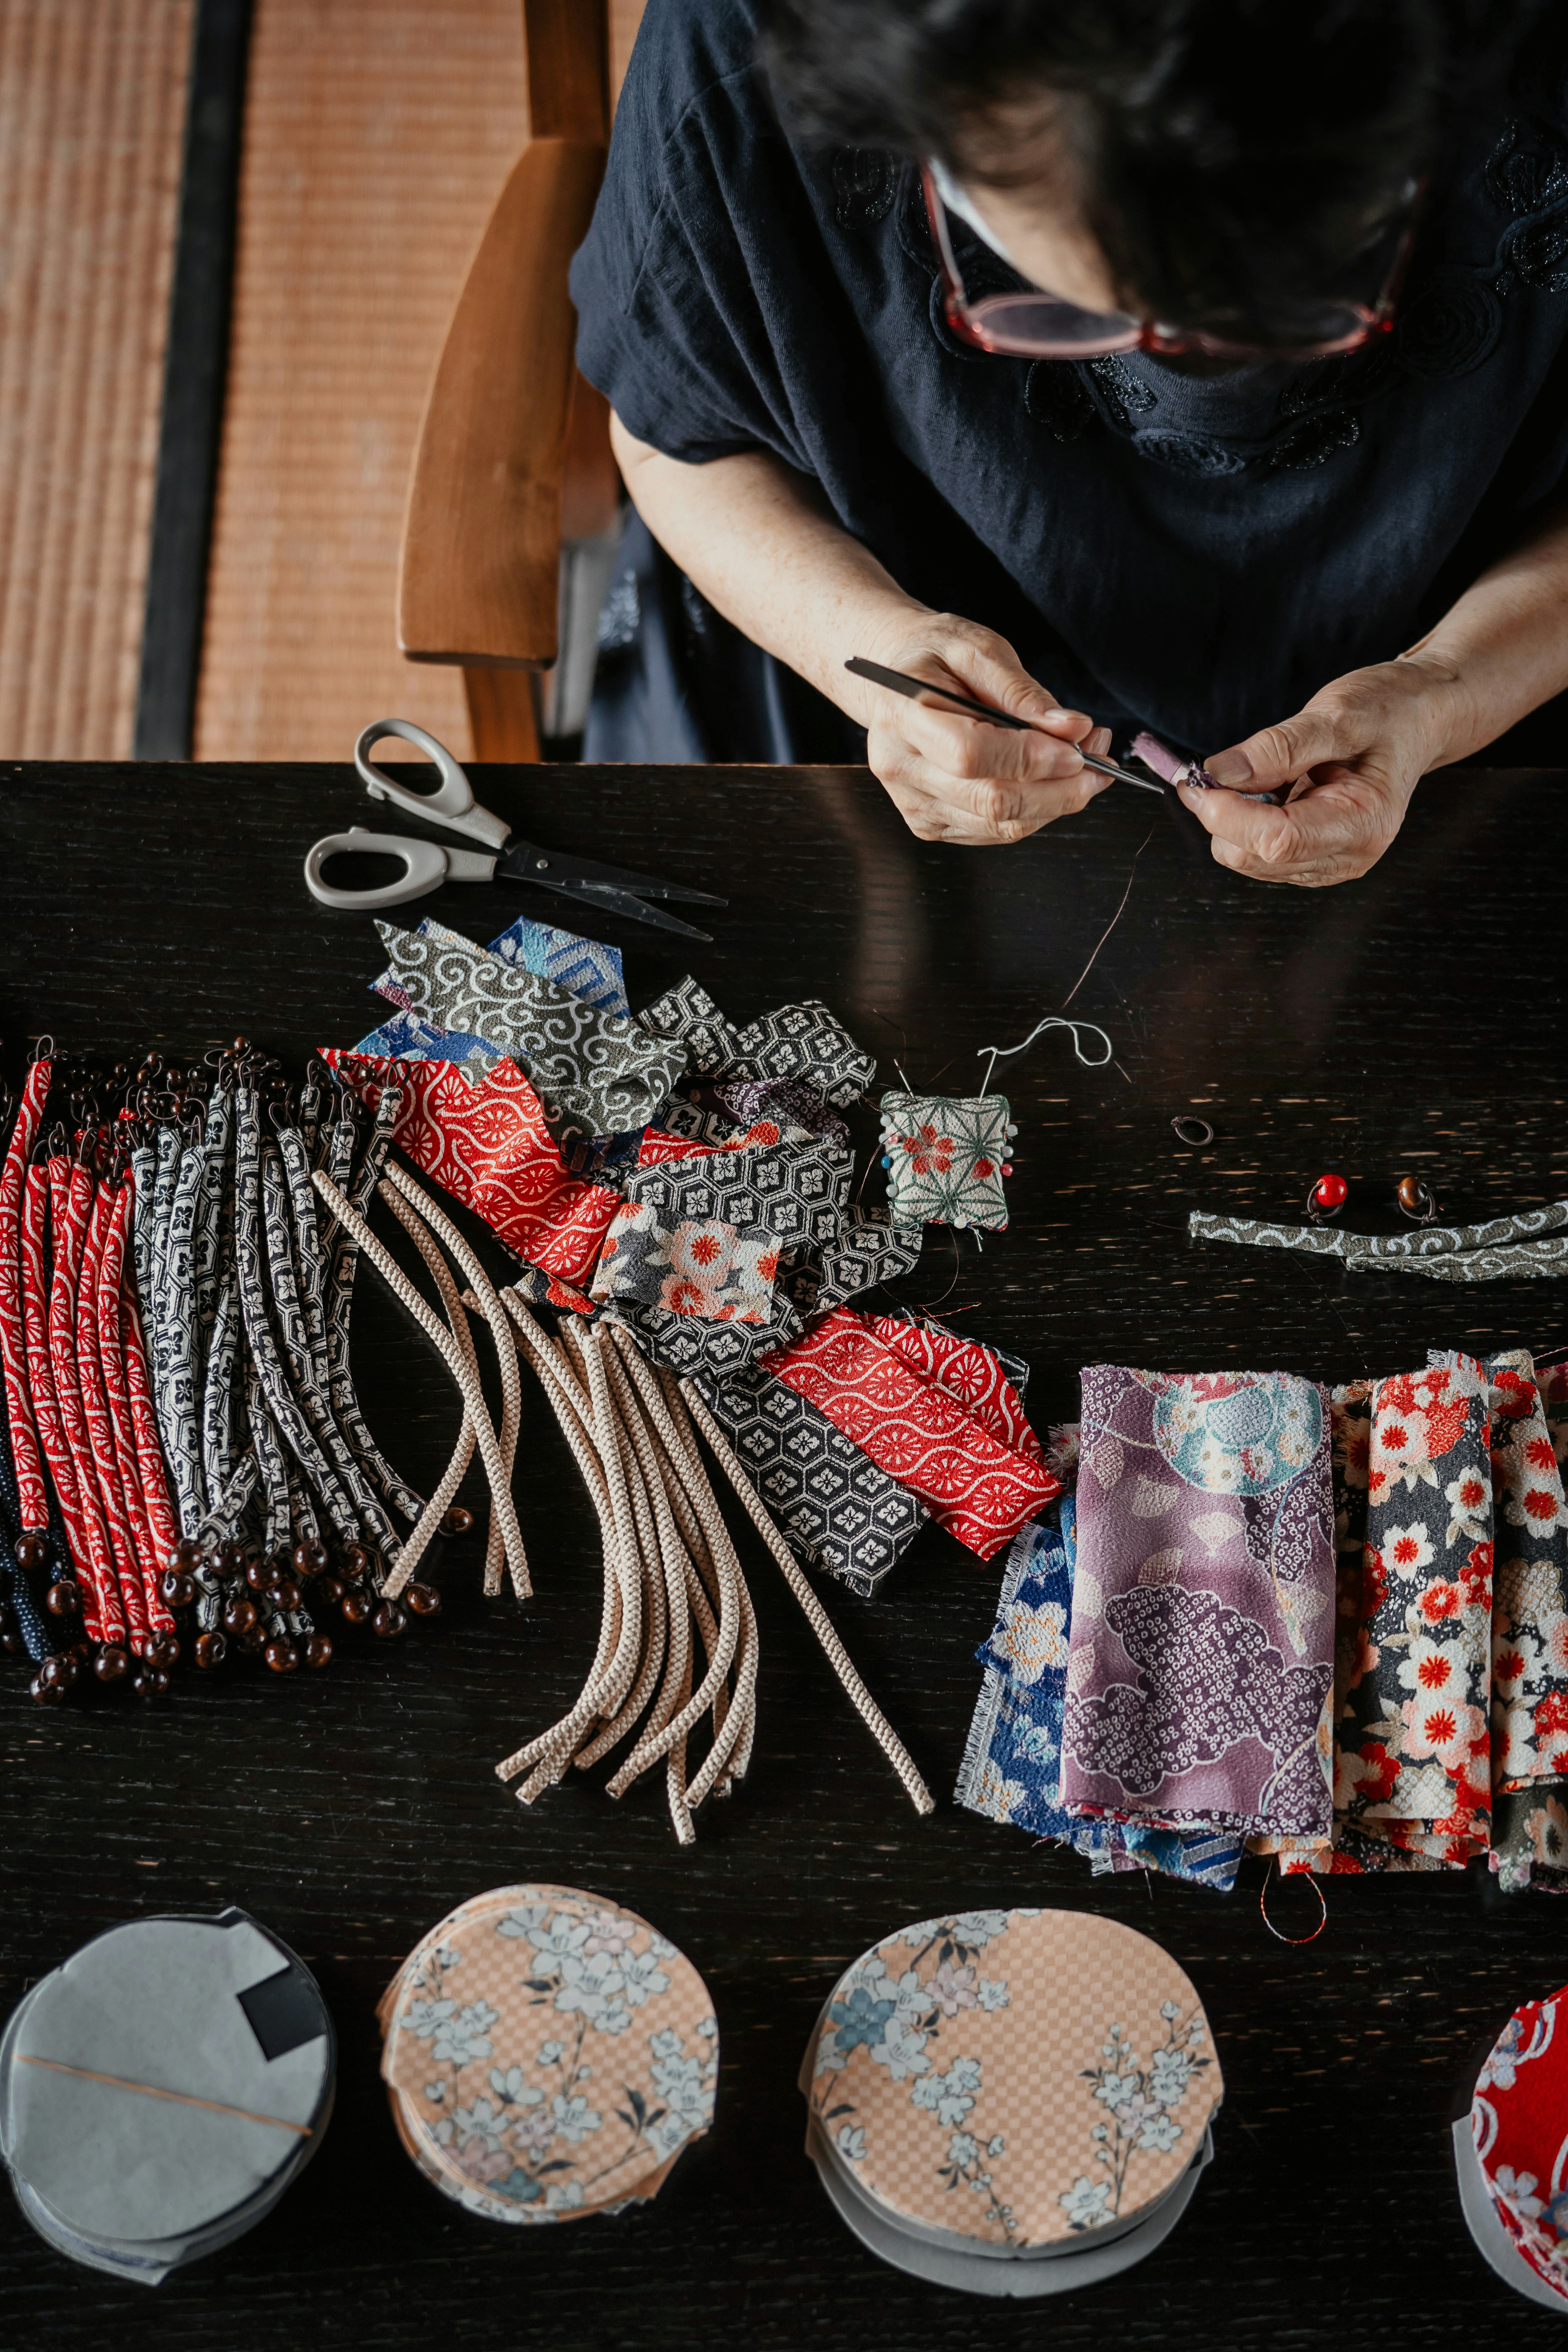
[
  {"x1": 375, "y1": 917, "x2": 687, "y2": 1138},
  {"x1": 690, "y1": 1361, "x2": 928, "y2": 1596},
  {"x1": 1190, "y1": 1200, "x2": 1568, "y2": 1281},
  {"x1": 639, "y1": 977, "x2": 875, "y2": 1108}
]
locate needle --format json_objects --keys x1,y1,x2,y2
[{"x1": 845, "y1": 657, "x2": 1166, "y2": 795}]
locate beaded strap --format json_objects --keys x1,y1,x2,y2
[
  {"x1": 45, "y1": 1157, "x2": 125, "y2": 1645},
  {"x1": 20, "y1": 1164, "x2": 98, "y2": 1637},
  {"x1": 78, "y1": 1177, "x2": 150, "y2": 1652},
  {"x1": 318, "y1": 1100, "x2": 424, "y2": 1524},
  {"x1": 148, "y1": 1133, "x2": 207, "y2": 1535},
  {"x1": 0, "y1": 1060, "x2": 54, "y2": 1532},
  {"x1": 98, "y1": 1182, "x2": 174, "y2": 1635}
]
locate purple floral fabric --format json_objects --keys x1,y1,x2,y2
[{"x1": 1061, "y1": 1365, "x2": 1335, "y2": 1840}]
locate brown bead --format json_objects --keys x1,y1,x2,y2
[
  {"x1": 238, "y1": 1622, "x2": 266, "y2": 1654},
  {"x1": 39, "y1": 1651, "x2": 80, "y2": 1691},
  {"x1": 403, "y1": 1581, "x2": 442, "y2": 1618},
  {"x1": 0, "y1": 1622, "x2": 20, "y2": 1655},
  {"x1": 160, "y1": 1570, "x2": 197, "y2": 1609},
  {"x1": 304, "y1": 1633, "x2": 333, "y2": 1669},
  {"x1": 217, "y1": 1540, "x2": 246, "y2": 1574},
  {"x1": 92, "y1": 1643, "x2": 131, "y2": 1683},
  {"x1": 440, "y1": 1507, "x2": 474, "y2": 1537},
  {"x1": 194, "y1": 1630, "x2": 228, "y2": 1670},
  {"x1": 223, "y1": 1595, "x2": 259, "y2": 1636},
  {"x1": 14, "y1": 1534, "x2": 47, "y2": 1573},
  {"x1": 246, "y1": 1556, "x2": 281, "y2": 1594},
  {"x1": 131, "y1": 1664, "x2": 171, "y2": 1700},
  {"x1": 30, "y1": 1670, "x2": 66, "y2": 1705},
  {"x1": 292, "y1": 1540, "x2": 329, "y2": 1578},
  {"x1": 1397, "y1": 1174, "x2": 1428, "y2": 1213},
  {"x1": 264, "y1": 1637, "x2": 300, "y2": 1674},
  {"x1": 315, "y1": 1571, "x2": 346, "y2": 1607},
  {"x1": 45, "y1": 1579, "x2": 82, "y2": 1617},
  {"x1": 371, "y1": 1600, "x2": 407, "y2": 1640},
  {"x1": 339, "y1": 1587, "x2": 373, "y2": 1627},
  {"x1": 148, "y1": 1633, "x2": 180, "y2": 1668},
  {"x1": 272, "y1": 1576, "x2": 303, "y2": 1614},
  {"x1": 341, "y1": 1543, "x2": 371, "y2": 1578},
  {"x1": 170, "y1": 1537, "x2": 203, "y2": 1570}
]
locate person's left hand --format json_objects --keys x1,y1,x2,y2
[{"x1": 1176, "y1": 654, "x2": 1463, "y2": 887}]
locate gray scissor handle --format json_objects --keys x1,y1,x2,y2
[
  {"x1": 304, "y1": 826, "x2": 496, "y2": 911},
  {"x1": 353, "y1": 717, "x2": 511, "y2": 852}
]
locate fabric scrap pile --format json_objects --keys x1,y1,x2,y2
[
  {"x1": 316, "y1": 910, "x2": 1057, "y2": 1837},
  {"x1": 962, "y1": 1348, "x2": 1568, "y2": 1897}
]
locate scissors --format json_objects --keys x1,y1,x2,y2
[{"x1": 303, "y1": 718, "x2": 727, "y2": 942}]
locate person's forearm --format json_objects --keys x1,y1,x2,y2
[
  {"x1": 1401, "y1": 497, "x2": 1568, "y2": 765},
  {"x1": 609, "y1": 418, "x2": 928, "y2": 717}
]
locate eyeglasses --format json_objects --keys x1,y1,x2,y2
[{"x1": 921, "y1": 163, "x2": 1421, "y2": 365}]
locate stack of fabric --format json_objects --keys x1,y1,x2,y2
[
  {"x1": 963, "y1": 1349, "x2": 1568, "y2": 1896},
  {"x1": 960, "y1": 1364, "x2": 1335, "y2": 1893},
  {"x1": 330, "y1": 912, "x2": 1057, "y2": 1599}
]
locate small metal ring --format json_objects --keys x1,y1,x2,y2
[{"x1": 1170, "y1": 1115, "x2": 1214, "y2": 1148}]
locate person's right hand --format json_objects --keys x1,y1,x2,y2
[{"x1": 844, "y1": 613, "x2": 1112, "y2": 844}]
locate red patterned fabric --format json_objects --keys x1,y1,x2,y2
[
  {"x1": 98, "y1": 1183, "x2": 173, "y2": 1635},
  {"x1": 0, "y1": 1058, "x2": 53, "y2": 1529},
  {"x1": 44, "y1": 1159, "x2": 125, "y2": 1646},
  {"x1": 77, "y1": 1177, "x2": 149, "y2": 1650},
  {"x1": 636, "y1": 1120, "x2": 788, "y2": 1167},
  {"x1": 19, "y1": 1163, "x2": 103, "y2": 1640},
  {"x1": 863, "y1": 1315, "x2": 1043, "y2": 1462},
  {"x1": 326, "y1": 1051, "x2": 618, "y2": 1286},
  {"x1": 763, "y1": 1306, "x2": 1059, "y2": 1559},
  {"x1": 1472, "y1": 1982, "x2": 1568, "y2": 2301}
]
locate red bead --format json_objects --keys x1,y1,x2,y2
[
  {"x1": 305, "y1": 1634, "x2": 333, "y2": 1669},
  {"x1": 1312, "y1": 1172, "x2": 1348, "y2": 1211},
  {"x1": 403, "y1": 1581, "x2": 441, "y2": 1618}
]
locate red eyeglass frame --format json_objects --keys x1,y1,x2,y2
[{"x1": 921, "y1": 163, "x2": 1422, "y2": 365}]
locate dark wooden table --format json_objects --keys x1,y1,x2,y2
[{"x1": 3, "y1": 756, "x2": 1566, "y2": 2350}]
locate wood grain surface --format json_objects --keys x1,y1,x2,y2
[{"x1": 1, "y1": 756, "x2": 1565, "y2": 2350}]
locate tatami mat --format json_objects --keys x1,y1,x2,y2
[
  {"x1": 0, "y1": 0, "x2": 193, "y2": 759},
  {"x1": 197, "y1": 0, "x2": 646, "y2": 768}
]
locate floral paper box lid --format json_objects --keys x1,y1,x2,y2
[
  {"x1": 803, "y1": 1908, "x2": 1221, "y2": 2249},
  {"x1": 1472, "y1": 1977, "x2": 1568, "y2": 2301},
  {"x1": 380, "y1": 1885, "x2": 717, "y2": 2224}
]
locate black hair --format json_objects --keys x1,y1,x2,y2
[{"x1": 759, "y1": 0, "x2": 1534, "y2": 344}]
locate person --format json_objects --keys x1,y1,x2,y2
[{"x1": 571, "y1": 0, "x2": 1568, "y2": 887}]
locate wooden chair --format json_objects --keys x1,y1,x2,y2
[{"x1": 397, "y1": 0, "x2": 625, "y2": 760}]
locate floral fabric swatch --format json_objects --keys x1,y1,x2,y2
[
  {"x1": 1472, "y1": 1982, "x2": 1568, "y2": 2302},
  {"x1": 639, "y1": 977, "x2": 875, "y2": 1108},
  {"x1": 878, "y1": 1092, "x2": 1012, "y2": 1231},
  {"x1": 763, "y1": 1307, "x2": 1058, "y2": 1560},
  {"x1": 591, "y1": 1136, "x2": 852, "y2": 1325},
  {"x1": 691, "y1": 1361, "x2": 929, "y2": 1596},
  {"x1": 485, "y1": 913, "x2": 628, "y2": 1017},
  {"x1": 957, "y1": 1504, "x2": 1244, "y2": 1892},
  {"x1": 864, "y1": 1316, "x2": 1040, "y2": 1460},
  {"x1": 375, "y1": 918, "x2": 685, "y2": 1138},
  {"x1": 1482, "y1": 1349, "x2": 1568, "y2": 1892},
  {"x1": 325, "y1": 1051, "x2": 617, "y2": 1286},
  {"x1": 1333, "y1": 1356, "x2": 1493, "y2": 1865},
  {"x1": 1062, "y1": 1366, "x2": 1335, "y2": 1841}
]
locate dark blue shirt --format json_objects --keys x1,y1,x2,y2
[{"x1": 572, "y1": 0, "x2": 1568, "y2": 758}]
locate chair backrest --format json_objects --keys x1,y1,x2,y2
[{"x1": 524, "y1": 0, "x2": 610, "y2": 142}]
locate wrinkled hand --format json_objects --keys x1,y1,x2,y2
[
  {"x1": 1182, "y1": 656, "x2": 1462, "y2": 887},
  {"x1": 849, "y1": 614, "x2": 1113, "y2": 845}
]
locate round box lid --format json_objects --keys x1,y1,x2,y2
[
  {"x1": 1470, "y1": 1979, "x2": 1568, "y2": 2304},
  {"x1": 0, "y1": 1911, "x2": 331, "y2": 2249},
  {"x1": 803, "y1": 1907, "x2": 1221, "y2": 2252},
  {"x1": 381, "y1": 1885, "x2": 717, "y2": 2223}
]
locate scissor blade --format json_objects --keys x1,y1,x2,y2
[
  {"x1": 532, "y1": 878, "x2": 714, "y2": 944},
  {"x1": 497, "y1": 837, "x2": 726, "y2": 907}
]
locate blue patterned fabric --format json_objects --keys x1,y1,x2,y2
[
  {"x1": 486, "y1": 913, "x2": 628, "y2": 1016},
  {"x1": 352, "y1": 1007, "x2": 505, "y2": 1078},
  {"x1": 956, "y1": 1501, "x2": 1243, "y2": 1894}
]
